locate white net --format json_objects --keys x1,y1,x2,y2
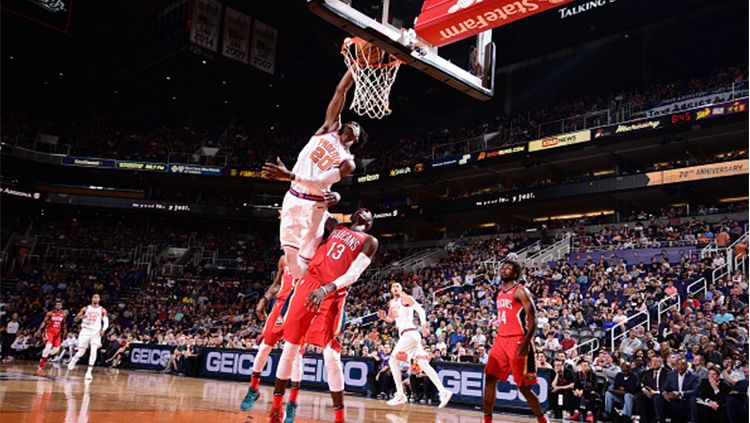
[{"x1": 341, "y1": 38, "x2": 402, "y2": 120}]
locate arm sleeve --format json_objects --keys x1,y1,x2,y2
[
  {"x1": 294, "y1": 168, "x2": 341, "y2": 191},
  {"x1": 101, "y1": 316, "x2": 109, "y2": 332},
  {"x1": 331, "y1": 253, "x2": 372, "y2": 290},
  {"x1": 413, "y1": 301, "x2": 427, "y2": 326}
]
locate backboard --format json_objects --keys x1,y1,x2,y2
[{"x1": 308, "y1": 0, "x2": 496, "y2": 100}]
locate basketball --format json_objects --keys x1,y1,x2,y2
[{"x1": 353, "y1": 39, "x2": 384, "y2": 66}]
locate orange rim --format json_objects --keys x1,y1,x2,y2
[{"x1": 341, "y1": 37, "x2": 402, "y2": 68}]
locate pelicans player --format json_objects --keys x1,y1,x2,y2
[
  {"x1": 268, "y1": 208, "x2": 378, "y2": 423},
  {"x1": 67, "y1": 294, "x2": 109, "y2": 380},
  {"x1": 240, "y1": 256, "x2": 304, "y2": 418},
  {"x1": 482, "y1": 261, "x2": 547, "y2": 423},
  {"x1": 263, "y1": 69, "x2": 366, "y2": 282},
  {"x1": 37, "y1": 300, "x2": 66, "y2": 370},
  {"x1": 378, "y1": 282, "x2": 453, "y2": 407}
]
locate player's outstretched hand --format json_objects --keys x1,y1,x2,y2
[
  {"x1": 324, "y1": 191, "x2": 341, "y2": 208},
  {"x1": 517, "y1": 340, "x2": 529, "y2": 358},
  {"x1": 305, "y1": 288, "x2": 326, "y2": 312},
  {"x1": 262, "y1": 157, "x2": 294, "y2": 181},
  {"x1": 421, "y1": 324, "x2": 430, "y2": 337}
]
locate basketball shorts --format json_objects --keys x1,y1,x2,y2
[
  {"x1": 283, "y1": 275, "x2": 347, "y2": 351},
  {"x1": 484, "y1": 335, "x2": 537, "y2": 386},
  {"x1": 260, "y1": 295, "x2": 292, "y2": 347},
  {"x1": 280, "y1": 190, "x2": 329, "y2": 261},
  {"x1": 77, "y1": 329, "x2": 102, "y2": 350},
  {"x1": 45, "y1": 331, "x2": 62, "y2": 348},
  {"x1": 392, "y1": 329, "x2": 429, "y2": 362}
]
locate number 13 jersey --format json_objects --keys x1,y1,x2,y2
[
  {"x1": 291, "y1": 131, "x2": 354, "y2": 196},
  {"x1": 495, "y1": 284, "x2": 528, "y2": 337},
  {"x1": 307, "y1": 225, "x2": 367, "y2": 286}
]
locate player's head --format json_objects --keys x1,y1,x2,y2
[
  {"x1": 55, "y1": 300, "x2": 63, "y2": 311},
  {"x1": 390, "y1": 282, "x2": 403, "y2": 297},
  {"x1": 91, "y1": 294, "x2": 100, "y2": 305},
  {"x1": 340, "y1": 121, "x2": 368, "y2": 150},
  {"x1": 351, "y1": 208, "x2": 374, "y2": 231},
  {"x1": 500, "y1": 260, "x2": 521, "y2": 282}
]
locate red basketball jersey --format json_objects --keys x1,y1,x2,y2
[
  {"x1": 277, "y1": 266, "x2": 294, "y2": 303},
  {"x1": 307, "y1": 226, "x2": 368, "y2": 285},
  {"x1": 495, "y1": 284, "x2": 528, "y2": 337},
  {"x1": 47, "y1": 310, "x2": 65, "y2": 335}
]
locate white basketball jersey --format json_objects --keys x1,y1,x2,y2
[
  {"x1": 291, "y1": 131, "x2": 354, "y2": 196},
  {"x1": 81, "y1": 305, "x2": 103, "y2": 332},
  {"x1": 392, "y1": 298, "x2": 418, "y2": 334}
]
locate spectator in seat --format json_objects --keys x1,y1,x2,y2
[
  {"x1": 693, "y1": 366, "x2": 729, "y2": 422},
  {"x1": 637, "y1": 356, "x2": 670, "y2": 423},
  {"x1": 654, "y1": 357, "x2": 699, "y2": 423},
  {"x1": 550, "y1": 358, "x2": 576, "y2": 419},
  {"x1": 726, "y1": 364, "x2": 748, "y2": 423},
  {"x1": 604, "y1": 361, "x2": 640, "y2": 422},
  {"x1": 572, "y1": 359, "x2": 599, "y2": 422},
  {"x1": 543, "y1": 331, "x2": 562, "y2": 351},
  {"x1": 561, "y1": 330, "x2": 577, "y2": 352},
  {"x1": 595, "y1": 352, "x2": 621, "y2": 385},
  {"x1": 619, "y1": 331, "x2": 642, "y2": 360},
  {"x1": 691, "y1": 354, "x2": 708, "y2": 380}
]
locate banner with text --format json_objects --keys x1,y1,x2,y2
[
  {"x1": 116, "y1": 161, "x2": 168, "y2": 172},
  {"x1": 646, "y1": 159, "x2": 748, "y2": 186},
  {"x1": 169, "y1": 163, "x2": 223, "y2": 176},
  {"x1": 62, "y1": 156, "x2": 115, "y2": 168},
  {"x1": 250, "y1": 19, "x2": 277, "y2": 74},
  {"x1": 643, "y1": 88, "x2": 749, "y2": 117},
  {"x1": 429, "y1": 153, "x2": 473, "y2": 170},
  {"x1": 221, "y1": 7, "x2": 251, "y2": 64},
  {"x1": 190, "y1": 0, "x2": 221, "y2": 52},
  {"x1": 528, "y1": 129, "x2": 591, "y2": 152},
  {"x1": 129, "y1": 344, "x2": 176, "y2": 371}
]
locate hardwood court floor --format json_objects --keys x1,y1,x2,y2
[{"x1": 0, "y1": 362, "x2": 543, "y2": 423}]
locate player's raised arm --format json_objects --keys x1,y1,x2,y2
[
  {"x1": 316, "y1": 70, "x2": 355, "y2": 135},
  {"x1": 256, "y1": 256, "x2": 286, "y2": 319},
  {"x1": 74, "y1": 307, "x2": 86, "y2": 323},
  {"x1": 515, "y1": 286, "x2": 538, "y2": 358},
  {"x1": 263, "y1": 156, "x2": 356, "y2": 188}
]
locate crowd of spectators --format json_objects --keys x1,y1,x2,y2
[{"x1": 0, "y1": 207, "x2": 747, "y2": 420}]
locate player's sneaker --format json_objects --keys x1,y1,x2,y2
[
  {"x1": 268, "y1": 407, "x2": 285, "y2": 423},
  {"x1": 67, "y1": 360, "x2": 76, "y2": 370},
  {"x1": 386, "y1": 393, "x2": 408, "y2": 406},
  {"x1": 84, "y1": 369, "x2": 93, "y2": 380},
  {"x1": 283, "y1": 402, "x2": 297, "y2": 423},
  {"x1": 240, "y1": 387, "x2": 260, "y2": 411},
  {"x1": 438, "y1": 389, "x2": 453, "y2": 408}
]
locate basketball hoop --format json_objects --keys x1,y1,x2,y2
[{"x1": 341, "y1": 37, "x2": 402, "y2": 120}]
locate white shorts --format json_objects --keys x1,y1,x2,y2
[
  {"x1": 393, "y1": 329, "x2": 429, "y2": 361},
  {"x1": 280, "y1": 190, "x2": 329, "y2": 261},
  {"x1": 77, "y1": 329, "x2": 102, "y2": 350}
]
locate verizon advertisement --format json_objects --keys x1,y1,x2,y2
[{"x1": 415, "y1": 0, "x2": 574, "y2": 47}]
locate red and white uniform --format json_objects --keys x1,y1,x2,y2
[
  {"x1": 280, "y1": 131, "x2": 354, "y2": 261},
  {"x1": 283, "y1": 225, "x2": 367, "y2": 351},
  {"x1": 260, "y1": 267, "x2": 296, "y2": 347},
  {"x1": 484, "y1": 283, "x2": 537, "y2": 386},
  {"x1": 45, "y1": 311, "x2": 65, "y2": 348},
  {"x1": 78, "y1": 305, "x2": 104, "y2": 349}
]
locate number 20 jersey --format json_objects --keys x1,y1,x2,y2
[
  {"x1": 290, "y1": 131, "x2": 354, "y2": 196},
  {"x1": 307, "y1": 225, "x2": 367, "y2": 285}
]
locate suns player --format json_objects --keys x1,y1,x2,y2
[
  {"x1": 377, "y1": 282, "x2": 453, "y2": 407},
  {"x1": 268, "y1": 208, "x2": 378, "y2": 423},
  {"x1": 67, "y1": 294, "x2": 109, "y2": 380},
  {"x1": 263, "y1": 69, "x2": 366, "y2": 283},
  {"x1": 36, "y1": 299, "x2": 66, "y2": 370},
  {"x1": 240, "y1": 255, "x2": 305, "y2": 418},
  {"x1": 483, "y1": 261, "x2": 547, "y2": 423}
]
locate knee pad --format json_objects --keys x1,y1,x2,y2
[
  {"x1": 323, "y1": 345, "x2": 344, "y2": 392},
  {"x1": 275, "y1": 342, "x2": 300, "y2": 380},
  {"x1": 291, "y1": 351, "x2": 303, "y2": 382}
]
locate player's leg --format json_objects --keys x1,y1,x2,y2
[
  {"x1": 280, "y1": 194, "x2": 306, "y2": 279},
  {"x1": 68, "y1": 333, "x2": 91, "y2": 370},
  {"x1": 85, "y1": 335, "x2": 102, "y2": 379},
  {"x1": 296, "y1": 207, "x2": 327, "y2": 278},
  {"x1": 40, "y1": 334, "x2": 62, "y2": 369},
  {"x1": 482, "y1": 338, "x2": 511, "y2": 423},
  {"x1": 412, "y1": 340, "x2": 452, "y2": 407},
  {"x1": 284, "y1": 348, "x2": 304, "y2": 423},
  {"x1": 323, "y1": 343, "x2": 346, "y2": 423},
  {"x1": 509, "y1": 340, "x2": 547, "y2": 423},
  {"x1": 242, "y1": 302, "x2": 283, "y2": 410}
]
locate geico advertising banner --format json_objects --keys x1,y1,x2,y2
[
  {"x1": 199, "y1": 349, "x2": 374, "y2": 393},
  {"x1": 129, "y1": 344, "x2": 175, "y2": 371},
  {"x1": 436, "y1": 362, "x2": 551, "y2": 409},
  {"x1": 527, "y1": 130, "x2": 591, "y2": 152}
]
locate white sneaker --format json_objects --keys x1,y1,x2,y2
[
  {"x1": 438, "y1": 390, "x2": 453, "y2": 408},
  {"x1": 386, "y1": 393, "x2": 408, "y2": 406},
  {"x1": 67, "y1": 361, "x2": 76, "y2": 371},
  {"x1": 84, "y1": 370, "x2": 93, "y2": 380}
]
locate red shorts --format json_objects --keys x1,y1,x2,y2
[
  {"x1": 46, "y1": 331, "x2": 62, "y2": 348},
  {"x1": 484, "y1": 335, "x2": 537, "y2": 386},
  {"x1": 283, "y1": 275, "x2": 347, "y2": 351},
  {"x1": 259, "y1": 297, "x2": 289, "y2": 347}
]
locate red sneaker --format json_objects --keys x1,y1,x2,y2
[
  {"x1": 585, "y1": 412, "x2": 594, "y2": 422},
  {"x1": 269, "y1": 407, "x2": 285, "y2": 423},
  {"x1": 570, "y1": 411, "x2": 581, "y2": 421}
]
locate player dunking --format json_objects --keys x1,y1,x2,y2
[
  {"x1": 483, "y1": 261, "x2": 547, "y2": 423},
  {"x1": 268, "y1": 208, "x2": 378, "y2": 423},
  {"x1": 378, "y1": 282, "x2": 453, "y2": 407},
  {"x1": 37, "y1": 299, "x2": 66, "y2": 370},
  {"x1": 67, "y1": 294, "x2": 109, "y2": 380},
  {"x1": 263, "y1": 69, "x2": 366, "y2": 282}
]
